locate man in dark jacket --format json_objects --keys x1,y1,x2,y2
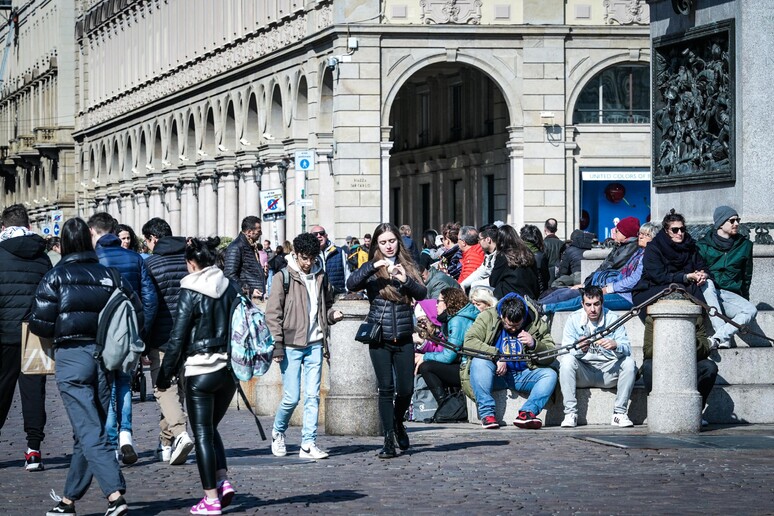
[
  {"x1": 420, "y1": 264, "x2": 461, "y2": 299},
  {"x1": 543, "y1": 218, "x2": 565, "y2": 284},
  {"x1": 142, "y1": 217, "x2": 193, "y2": 465},
  {"x1": 0, "y1": 204, "x2": 51, "y2": 471},
  {"x1": 89, "y1": 212, "x2": 158, "y2": 464},
  {"x1": 311, "y1": 225, "x2": 348, "y2": 295},
  {"x1": 224, "y1": 216, "x2": 265, "y2": 299},
  {"x1": 696, "y1": 205, "x2": 756, "y2": 349}
]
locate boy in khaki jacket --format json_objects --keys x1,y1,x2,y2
[{"x1": 265, "y1": 232, "x2": 342, "y2": 460}]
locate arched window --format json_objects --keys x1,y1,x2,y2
[{"x1": 573, "y1": 64, "x2": 650, "y2": 124}]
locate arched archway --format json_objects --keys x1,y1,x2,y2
[
  {"x1": 124, "y1": 136, "x2": 133, "y2": 179},
  {"x1": 268, "y1": 83, "x2": 283, "y2": 140},
  {"x1": 386, "y1": 63, "x2": 510, "y2": 232},
  {"x1": 223, "y1": 100, "x2": 236, "y2": 151},
  {"x1": 152, "y1": 125, "x2": 163, "y2": 171},
  {"x1": 111, "y1": 141, "x2": 119, "y2": 177},
  {"x1": 319, "y1": 69, "x2": 333, "y2": 134},
  {"x1": 244, "y1": 90, "x2": 260, "y2": 144},
  {"x1": 169, "y1": 119, "x2": 180, "y2": 166},
  {"x1": 294, "y1": 76, "x2": 309, "y2": 139},
  {"x1": 202, "y1": 106, "x2": 216, "y2": 157},
  {"x1": 185, "y1": 112, "x2": 196, "y2": 160}
]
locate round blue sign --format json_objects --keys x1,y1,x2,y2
[{"x1": 300, "y1": 159, "x2": 310, "y2": 169}]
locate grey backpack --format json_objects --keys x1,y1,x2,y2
[{"x1": 97, "y1": 268, "x2": 145, "y2": 374}]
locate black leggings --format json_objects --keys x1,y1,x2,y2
[
  {"x1": 186, "y1": 367, "x2": 237, "y2": 490},
  {"x1": 418, "y1": 360, "x2": 461, "y2": 401},
  {"x1": 369, "y1": 339, "x2": 414, "y2": 434}
]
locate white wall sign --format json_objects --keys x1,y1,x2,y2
[
  {"x1": 294, "y1": 150, "x2": 315, "y2": 172},
  {"x1": 260, "y1": 189, "x2": 286, "y2": 215}
]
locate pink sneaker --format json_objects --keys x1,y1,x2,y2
[
  {"x1": 217, "y1": 479, "x2": 235, "y2": 508},
  {"x1": 190, "y1": 496, "x2": 221, "y2": 515}
]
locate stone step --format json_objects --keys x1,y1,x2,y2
[
  {"x1": 548, "y1": 309, "x2": 774, "y2": 348},
  {"x1": 467, "y1": 383, "x2": 774, "y2": 426}
]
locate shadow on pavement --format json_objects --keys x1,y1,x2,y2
[
  {"x1": 250, "y1": 489, "x2": 366, "y2": 508},
  {"x1": 127, "y1": 496, "x2": 208, "y2": 515},
  {"x1": 406, "y1": 439, "x2": 510, "y2": 455}
]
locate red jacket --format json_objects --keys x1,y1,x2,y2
[{"x1": 458, "y1": 243, "x2": 485, "y2": 284}]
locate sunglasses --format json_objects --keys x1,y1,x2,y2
[
  {"x1": 669, "y1": 226, "x2": 687, "y2": 234},
  {"x1": 727, "y1": 217, "x2": 741, "y2": 225},
  {"x1": 311, "y1": 231, "x2": 326, "y2": 237}
]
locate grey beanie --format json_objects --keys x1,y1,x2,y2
[{"x1": 713, "y1": 205, "x2": 738, "y2": 230}]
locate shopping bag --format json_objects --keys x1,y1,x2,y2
[{"x1": 20, "y1": 322, "x2": 55, "y2": 375}]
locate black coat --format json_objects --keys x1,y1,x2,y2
[
  {"x1": 223, "y1": 233, "x2": 266, "y2": 296},
  {"x1": 346, "y1": 261, "x2": 427, "y2": 342},
  {"x1": 29, "y1": 251, "x2": 141, "y2": 345},
  {"x1": 0, "y1": 235, "x2": 51, "y2": 348},
  {"x1": 156, "y1": 280, "x2": 239, "y2": 388},
  {"x1": 145, "y1": 237, "x2": 189, "y2": 349},
  {"x1": 598, "y1": 238, "x2": 639, "y2": 272},
  {"x1": 489, "y1": 253, "x2": 540, "y2": 301}
]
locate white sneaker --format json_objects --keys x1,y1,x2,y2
[
  {"x1": 119, "y1": 430, "x2": 137, "y2": 465},
  {"x1": 611, "y1": 413, "x2": 634, "y2": 427},
  {"x1": 560, "y1": 413, "x2": 577, "y2": 428},
  {"x1": 299, "y1": 443, "x2": 329, "y2": 460},
  {"x1": 271, "y1": 431, "x2": 287, "y2": 457},
  {"x1": 169, "y1": 431, "x2": 194, "y2": 465},
  {"x1": 156, "y1": 442, "x2": 172, "y2": 462}
]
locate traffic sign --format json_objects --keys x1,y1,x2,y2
[
  {"x1": 53, "y1": 223, "x2": 60, "y2": 236},
  {"x1": 51, "y1": 210, "x2": 63, "y2": 224},
  {"x1": 259, "y1": 188, "x2": 286, "y2": 216},
  {"x1": 294, "y1": 150, "x2": 315, "y2": 172},
  {"x1": 41, "y1": 226, "x2": 51, "y2": 236}
]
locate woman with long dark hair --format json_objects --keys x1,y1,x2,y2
[
  {"x1": 489, "y1": 224, "x2": 540, "y2": 300},
  {"x1": 156, "y1": 237, "x2": 240, "y2": 514},
  {"x1": 115, "y1": 224, "x2": 140, "y2": 253},
  {"x1": 346, "y1": 223, "x2": 426, "y2": 458},
  {"x1": 31, "y1": 218, "x2": 137, "y2": 516},
  {"x1": 520, "y1": 224, "x2": 550, "y2": 296}
]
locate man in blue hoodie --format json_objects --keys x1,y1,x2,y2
[
  {"x1": 89, "y1": 212, "x2": 158, "y2": 464},
  {"x1": 462, "y1": 293, "x2": 557, "y2": 429}
]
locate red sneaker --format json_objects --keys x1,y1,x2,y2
[
  {"x1": 513, "y1": 411, "x2": 543, "y2": 429},
  {"x1": 481, "y1": 415, "x2": 499, "y2": 429}
]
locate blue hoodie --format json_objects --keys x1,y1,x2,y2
[{"x1": 495, "y1": 292, "x2": 532, "y2": 372}]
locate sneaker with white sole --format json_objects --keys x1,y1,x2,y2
[
  {"x1": 190, "y1": 496, "x2": 221, "y2": 515},
  {"x1": 561, "y1": 413, "x2": 578, "y2": 428},
  {"x1": 217, "y1": 479, "x2": 235, "y2": 508},
  {"x1": 156, "y1": 441, "x2": 172, "y2": 462},
  {"x1": 104, "y1": 495, "x2": 128, "y2": 516},
  {"x1": 47, "y1": 490, "x2": 75, "y2": 515},
  {"x1": 170, "y1": 431, "x2": 194, "y2": 465},
  {"x1": 299, "y1": 443, "x2": 329, "y2": 460},
  {"x1": 271, "y1": 430, "x2": 287, "y2": 457},
  {"x1": 119, "y1": 430, "x2": 137, "y2": 465},
  {"x1": 25, "y1": 448, "x2": 44, "y2": 471},
  {"x1": 611, "y1": 413, "x2": 634, "y2": 427}
]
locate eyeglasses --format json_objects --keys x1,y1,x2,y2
[
  {"x1": 311, "y1": 231, "x2": 326, "y2": 237},
  {"x1": 727, "y1": 217, "x2": 741, "y2": 225},
  {"x1": 669, "y1": 226, "x2": 687, "y2": 234}
]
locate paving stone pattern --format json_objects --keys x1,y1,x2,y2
[{"x1": 0, "y1": 378, "x2": 773, "y2": 515}]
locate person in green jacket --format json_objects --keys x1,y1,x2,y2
[
  {"x1": 696, "y1": 206, "x2": 757, "y2": 349},
  {"x1": 463, "y1": 292, "x2": 557, "y2": 430}
]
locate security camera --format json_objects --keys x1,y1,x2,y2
[{"x1": 326, "y1": 56, "x2": 339, "y2": 71}]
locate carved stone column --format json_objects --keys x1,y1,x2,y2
[
  {"x1": 196, "y1": 160, "x2": 217, "y2": 237},
  {"x1": 380, "y1": 127, "x2": 393, "y2": 222},
  {"x1": 506, "y1": 125, "x2": 524, "y2": 228}
]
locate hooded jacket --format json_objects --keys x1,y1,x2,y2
[
  {"x1": 322, "y1": 241, "x2": 347, "y2": 294},
  {"x1": 461, "y1": 293, "x2": 555, "y2": 400},
  {"x1": 265, "y1": 255, "x2": 337, "y2": 359},
  {"x1": 423, "y1": 302, "x2": 479, "y2": 364},
  {"x1": 95, "y1": 233, "x2": 158, "y2": 334},
  {"x1": 0, "y1": 234, "x2": 51, "y2": 347},
  {"x1": 346, "y1": 260, "x2": 427, "y2": 342},
  {"x1": 424, "y1": 267, "x2": 460, "y2": 300},
  {"x1": 561, "y1": 306, "x2": 631, "y2": 368},
  {"x1": 696, "y1": 231, "x2": 753, "y2": 298},
  {"x1": 29, "y1": 251, "x2": 142, "y2": 345},
  {"x1": 556, "y1": 230, "x2": 593, "y2": 277},
  {"x1": 157, "y1": 266, "x2": 239, "y2": 385},
  {"x1": 145, "y1": 236, "x2": 189, "y2": 349}
]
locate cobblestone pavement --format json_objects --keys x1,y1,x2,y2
[{"x1": 1, "y1": 378, "x2": 773, "y2": 515}]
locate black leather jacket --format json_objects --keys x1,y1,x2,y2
[
  {"x1": 223, "y1": 233, "x2": 265, "y2": 296},
  {"x1": 346, "y1": 261, "x2": 426, "y2": 342},
  {"x1": 156, "y1": 274, "x2": 239, "y2": 388},
  {"x1": 29, "y1": 251, "x2": 142, "y2": 345}
]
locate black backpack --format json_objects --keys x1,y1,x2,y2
[{"x1": 430, "y1": 391, "x2": 468, "y2": 423}]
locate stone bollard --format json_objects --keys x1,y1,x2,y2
[
  {"x1": 647, "y1": 299, "x2": 702, "y2": 433},
  {"x1": 324, "y1": 299, "x2": 381, "y2": 436}
]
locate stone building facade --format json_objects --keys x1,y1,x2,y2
[{"x1": 1, "y1": 0, "x2": 652, "y2": 244}]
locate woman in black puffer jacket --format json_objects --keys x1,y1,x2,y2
[
  {"x1": 346, "y1": 223, "x2": 426, "y2": 459},
  {"x1": 156, "y1": 237, "x2": 240, "y2": 515},
  {"x1": 30, "y1": 218, "x2": 140, "y2": 516}
]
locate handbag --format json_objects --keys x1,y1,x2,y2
[
  {"x1": 354, "y1": 302, "x2": 388, "y2": 345},
  {"x1": 20, "y1": 322, "x2": 55, "y2": 375}
]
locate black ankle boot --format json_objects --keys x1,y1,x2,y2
[
  {"x1": 378, "y1": 431, "x2": 397, "y2": 459},
  {"x1": 394, "y1": 420, "x2": 410, "y2": 451}
]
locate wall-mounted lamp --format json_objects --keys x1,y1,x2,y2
[
  {"x1": 142, "y1": 190, "x2": 151, "y2": 207},
  {"x1": 277, "y1": 158, "x2": 290, "y2": 187},
  {"x1": 250, "y1": 159, "x2": 265, "y2": 188},
  {"x1": 174, "y1": 182, "x2": 183, "y2": 202}
]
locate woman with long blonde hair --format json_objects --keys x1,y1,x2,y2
[{"x1": 346, "y1": 223, "x2": 426, "y2": 458}]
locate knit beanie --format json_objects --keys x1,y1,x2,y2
[
  {"x1": 615, "y1": 216, "x2": 641, "y2": 239},
  {"x1": 713, "y1": 205, "x2": 738, "y2": 230}
]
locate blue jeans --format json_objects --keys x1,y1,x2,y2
[
  {"x1": 701, "y1": 280, "x2": 758, "y2": 342},
  {"x1": 106, "y1": 371, "x2": 132, "y2": 447},
  {"x1": 545, "y1": 293, "x2": 632, "y2": 314},
  {"x1": 273, "y1": 343, "x2": 323, "y2": 445},
  {"x1": 470, "y1": 358, "x2": 557, "y2": 418},
  {"x1": 55, "y1": 343, "x2": 125, "y2": 499}
]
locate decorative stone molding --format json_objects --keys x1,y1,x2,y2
[
  {"x1": 78, "y1": 7, "x2": 328, "y2": 130},
  {"x1": 420, "y1": 0, "x2": 482, "y2": 25},
  {"x1": 603, "y1": 0, "x2": 649, "y2": 25}
]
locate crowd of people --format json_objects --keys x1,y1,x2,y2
[{"x1": 0, "y1": 202, "x2": 757, "y2": 515}]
